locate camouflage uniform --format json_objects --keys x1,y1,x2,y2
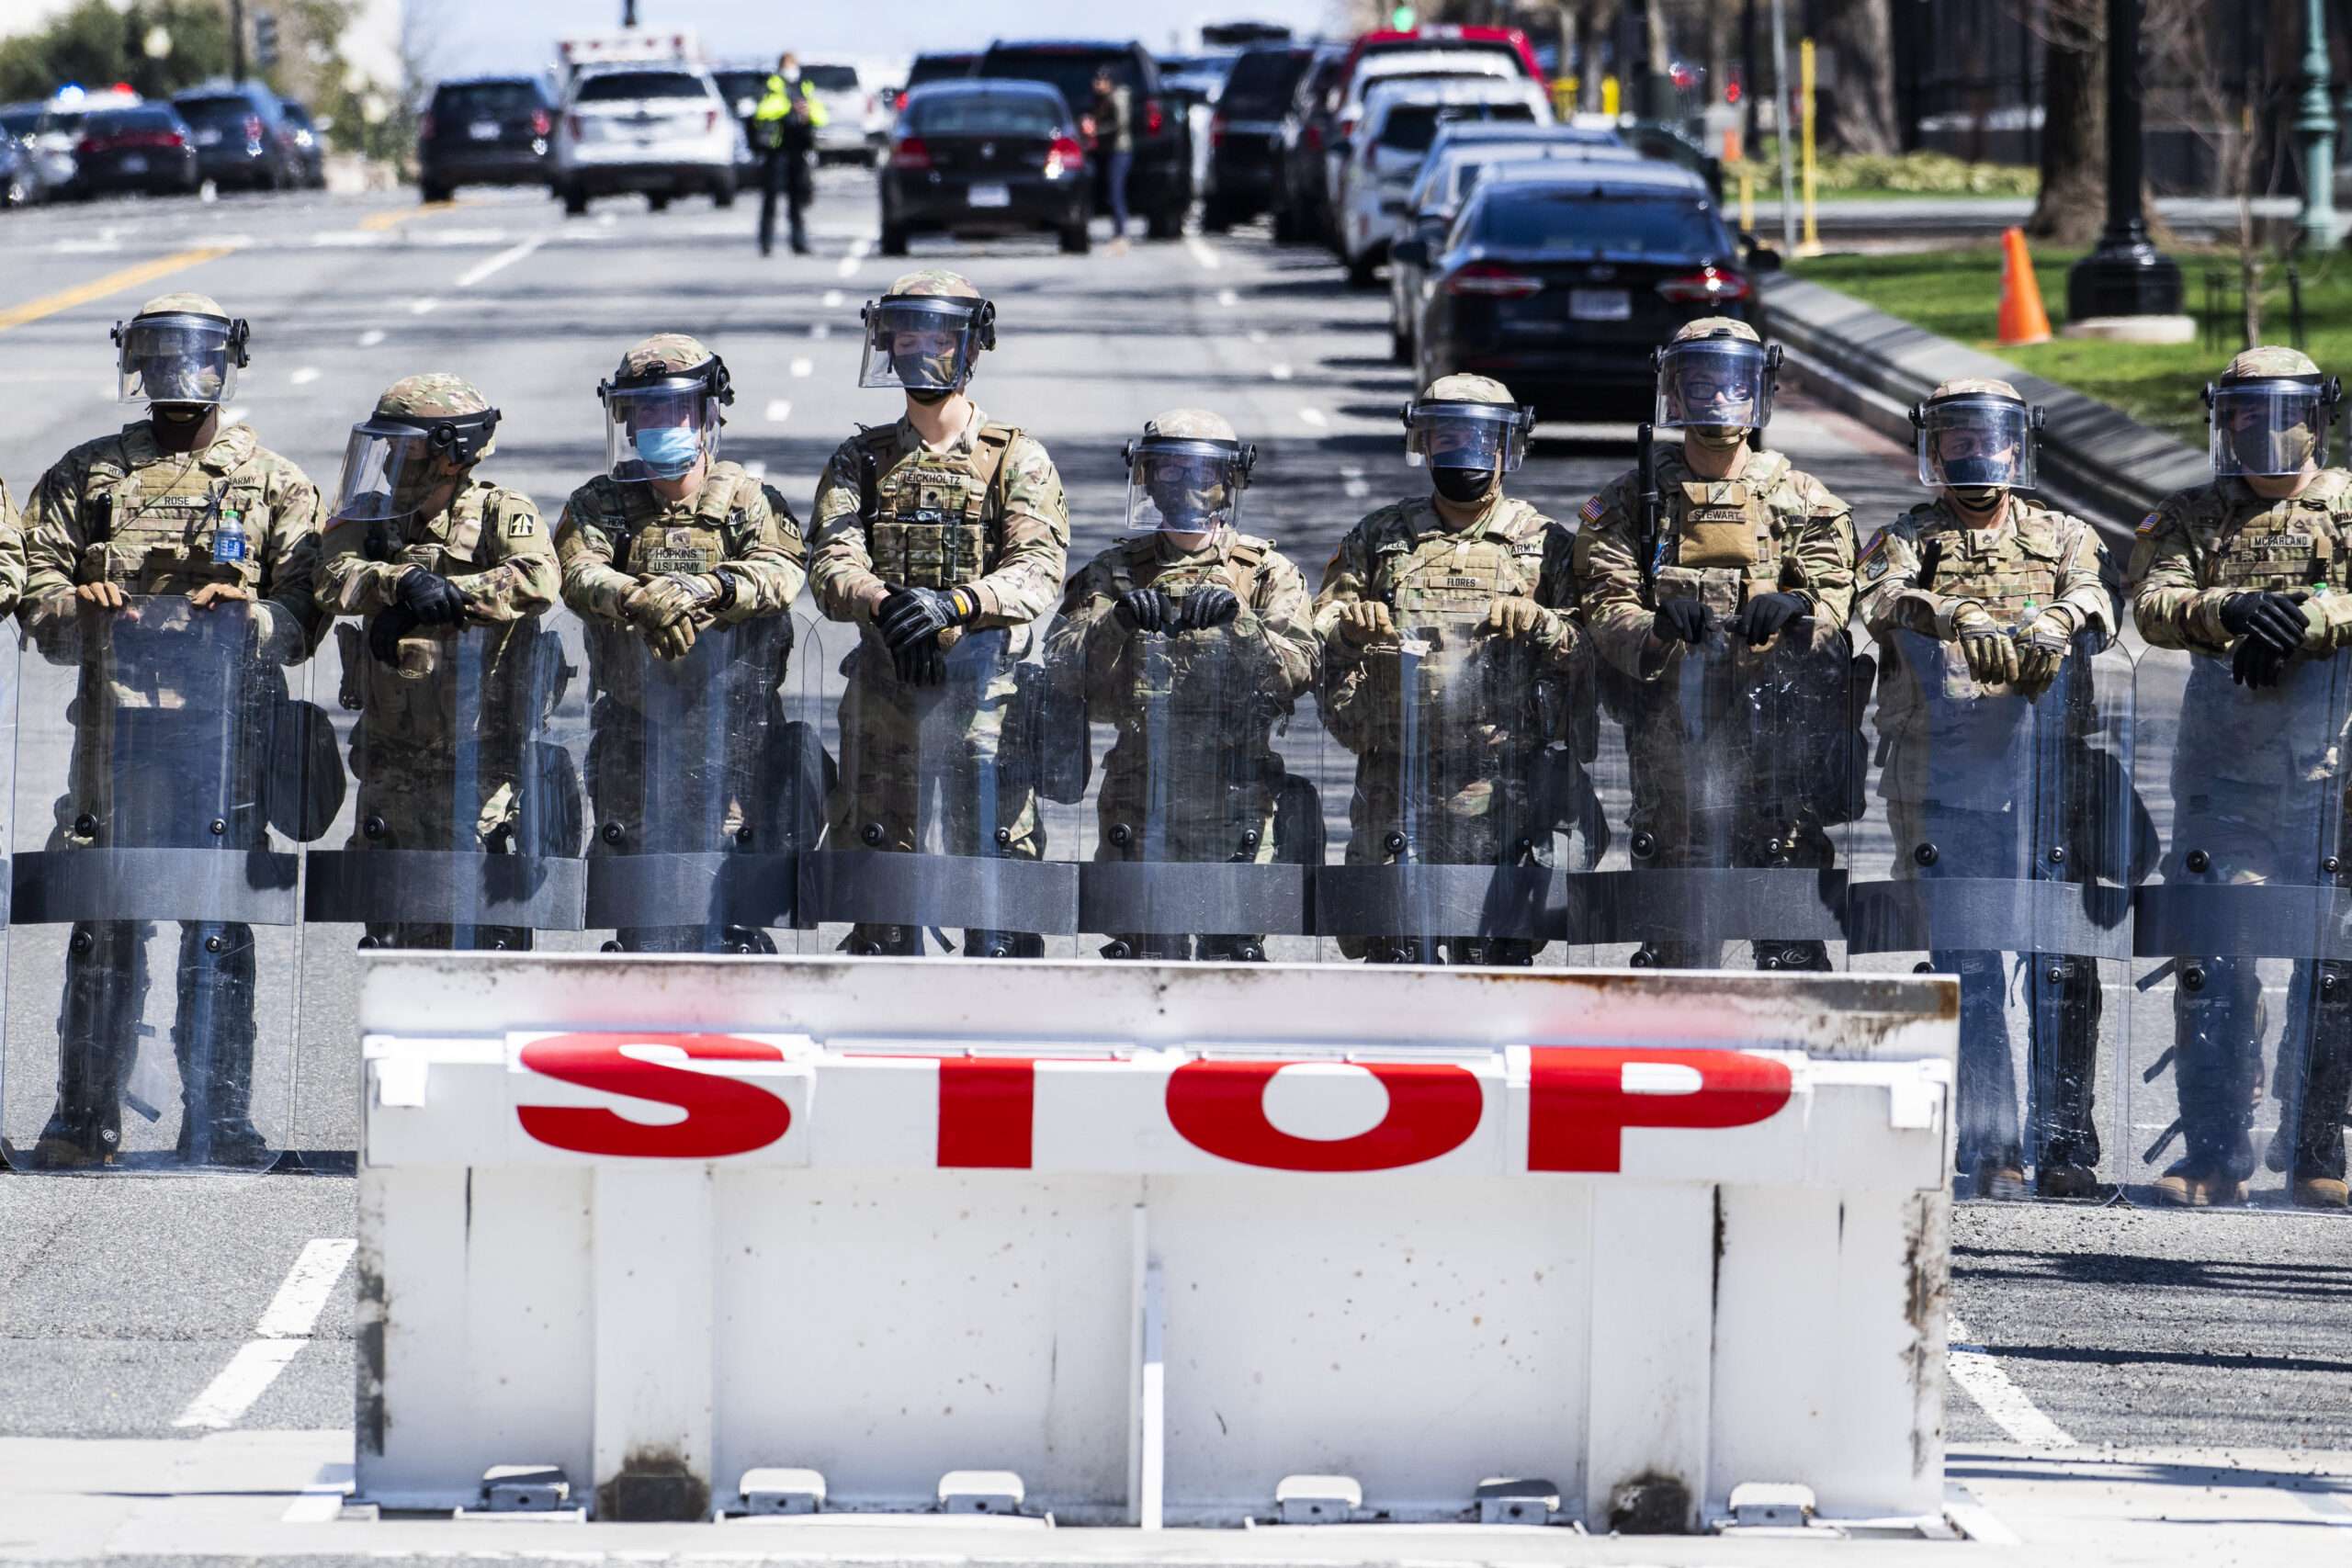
[
  {"x1": 2132, "y1": 345, "x2": 2352, "y2": 1207},
  {"x1": 1574, "y1": 324, "x2": 1856, "y2": 971},
  {"x1": 0, "y1": 478, "x2": 28, "y2": 615},
  {"x1": 321, "y1": 374, "x2": 560, "y2": 952},
  {"x1": 1857, "y1": 381, "x2": 2119, "y2": 1190},
  {"x1": 811, "y1": 271, "x2": 1069, "y2": 957},
  {"x1": 1315, "y1": 375, "x2": 1582, "y2": 964},
  {"x1": 17, "y1": 290, "x2": 324, "y2": 1165},
  {"x1": 558, "y1": 334, "x2": 808, "y2": 953},
  {"x1": 1046, "y1": 411, "x2": 1317, "y2": 960}
]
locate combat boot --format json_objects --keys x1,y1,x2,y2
[
  {"x1": 2030, "y1": 954, "x2": 2104, "y2": 1200},
  {"x1": 2154, "y1": 958, "x2": 2259, "y2": 1206},
  {"x1": 173, "y1": 921, "x2": 267, "y2": 1168},
  {"x1": 2264, "y1": 958, "x2": 2352, "y2": 1209}
]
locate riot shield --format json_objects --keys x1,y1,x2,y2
[
  {"x1": 2130, "y1": 645, "x2": 2352, "y2": 1211},
  {"x1": 1589, "y1": 621, "x2": 1857, "y2": 970},
  {"x1": 1315, "y1": 612, "x2": 1572, "y2": 965},
  {"x1": 577, "y1": 613, "x2": 819, "y2": 953},
  {"x1": 1067, "y1": 605, "x2": 1321, "y2": 964},
  {"x1": 303, "y1": 613, "x2": 589, "y2": 948},
  {"x1": 1847, "y1": 627, "x2": 2139, "y2": 1201},
  {"x1": 803, "y1": 621, "x2": 1081, "y2": 957},
  {"x1": 2, "y1": 596, "x2": 309, "y2": 1170}
]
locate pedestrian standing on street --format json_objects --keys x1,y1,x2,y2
[
  {"x1": 1089, "y1": 66, "x2": 1133, "y2": 252},
  {"x1": 754, "y1": 52, "x2": 827, "y2": 257}
]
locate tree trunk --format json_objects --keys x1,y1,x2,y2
[
  {"x1": 1816, "y1": 0, "x2": 1898, "y2": 153},
  {"x1": 2027, "y1": 19, "x2": 2107, "y2": 243}
]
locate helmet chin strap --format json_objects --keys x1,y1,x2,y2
[
  {"x1": 1685, "y1": 426, "x2": 1747, "y2": 452},
  {"x1": 1950, "y1": 485, "x2": 2006, "y2": 514}
]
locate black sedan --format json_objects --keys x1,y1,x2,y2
[
  {"x1": 70, "y1": 106, "x2": 200, "y2": 197},
  {"x1": 1402, "y1": 162, "x2": 1775, "y2": 423},
  {"x1": 879, "y1": 81, "x2": 1091, "y2": 254}
]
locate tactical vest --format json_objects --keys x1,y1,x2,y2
[
  {"x1": 363, "y1": 480, "x2": 499, "y2": 579},
  {"x1": 859, "y1": 423, "x2": 1016, "y2": 590},
  {"x1": 2194, "y1": 474, "x2": 2352, "y2": 594},
  {"x1": 589, "y1": 465, "x2": 766, "y2": 579},
  {"x1": 352, "y1": 484, "x2": 524, "y2": 735},
  {"x1": 85, "y1": 444, "x2": 269, "y2": 594},
  {"x1": 1372, "y1": 500, "x2": 1545, "y2": 629},
  {"x1": 1902, "y1": 503, "x2": 2075, "y2": 617},
  {"x1": 1107, "y1": 533, "x2": 1283, "y2": 739},
  {"x1": 1655, "y1": 450, "x2": 1792, "y2": 617}
]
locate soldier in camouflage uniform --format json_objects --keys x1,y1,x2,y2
[
  {"x1": 1856, "y1": 378, "x2": 2120, "y2": 1199},
  {"x1": 1314, "y1": 375, "x2": 1582, "y2": 964},
  {"x1": 17, "y1": 291, "x2": 324, "y2": 1167},
  {"x1": 321, "y1": 373, "x2": 560, "y2": 953},
  {"x1": 2132, "y1": 345, "x2": 2352, "y2": 1208},
  {"x1": 556, "y1": 333, "x2": 808, "y2": 952},
  {"x1": 1045, "y1": 409, "x2": 1317, "y2": 960},
  {"x1": 811, "y1": 269, "x2": 1070, "y2": 958},
  {"x1": 0, "y1": 478, "x2": 27, "y2": 615},
  {"x1": 1573, "y1": 317, "x2": 1856, "y2": 971}
]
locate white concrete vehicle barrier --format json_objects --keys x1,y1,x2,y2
[{"x1": 356, "y1": 955, "x2": 1957, "y2": 1531}]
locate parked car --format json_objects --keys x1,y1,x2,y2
[
  {"x1": 1272, "y1": 42, "x2": 1349, "y2": 243},
  {"x1": 880, "y1": 79, "x2": 1091, "y2": 254},
  {"x1": 1388, "y1": 135, "x2": 1638, "y2": 364},
  {"x1": 1203, "y1": 41, "x2": 1316, "y2": 231},
  {"x1": 1315, "y1": 51, "x2": 1521, "y2": 250},
  {"x1": 1333, "y1": 25, "x2": 1546, "y2": 91},
  {"x1": 976, "y1": 39, "x2": 1191, "y2": 240},
  {"x1": 1403, "y1": 162, "x2": 1766, "y2": 422},
  {"x1": 1157, "y1": 52, "x2": 1234, "y2": 203},
  {"x1": 554, "y1": 63, "x2": 739, "y2": 215},
  {"x1": 70, "y1": 104, "x2": 199, "y2": 197},
  {"x1": 801, "y1": 62, "x2": 882, "y2": 164},
  {"x1": 277, "y1": 98, "x2": 328, "y2": 187},
  {"x1": 420, "y1": 75, "x2": 558, "y2": 201},
  {"x1": 1337, "y1": 77, "x2": 1552, "y2": 287},
  {"x1": 0, "y1": 130, "x2": 46, "y2": 206},
  {"x1": 893, "y1": 51, "x2": 978, "y2": 119},
  {"x1": 8, "y1": 88, "x2": 141, "y2": 196},
  {"x1": 707, "y1": 65, "x2": 771, "y2": 182},
  {"x1": 172, "y1": 82, "x2": 304, "y2": 190}
]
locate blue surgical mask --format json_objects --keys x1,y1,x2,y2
[{"x1": 633, "y1": 424, "x2": 702, "y2": 478}]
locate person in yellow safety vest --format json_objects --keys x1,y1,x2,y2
[{"x1": 754, "y1": 52, "x2": 829, "y2": 256}]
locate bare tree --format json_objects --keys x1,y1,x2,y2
[
  {"x1": 2020, "y1": 0, "x2": 2109, "y2": 244},
  {"x1": 1815, "y1": 0, "x2": 1897, "y2": 153}
]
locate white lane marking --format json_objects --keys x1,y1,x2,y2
[
  {"x1": 1184, "y1": 236, "x2": 1222, "y2": 270},
  {"x1": 1941, "y1": 1485, "x2": 2021, "y2": 1546},
  {"x1": 1947, "y1": 1314, "x2": 2075, "y2": 1449},
  {"x1": 288, "y1": 367, "x2": 320, "y2": 387},
  {"x1": 837, "y1": 233, "x2": 873, "y2": 278},
  {"x1": 175, "y1": 1238, "x2": 356, "y2": 1431},
  {"x1": 56, "y1": 238, "x2": 123, "y2": 254},
  {"x1": 1247, "y1": 329, "x2": 1269, "y2": 344},
  {"x1": 409, "y1": 297, "x2": 438, "y2": 316},
  {"x1": 1267, "y1": 363, "x2": 1294, "y2": 381},
  {"x1": 764, "y1": 399, "x2": 793, "y2": 424},
  {"x1": 822, "y1": 288, "x2": 844, "y2": 308},
  {"x1": 280, "y1": 1463, "x2": 354, "y2": 1523},
  {"x1": 308, "y1": 231, "x2": 389, "y2": 249},
  {"x1": 356, "y1": 329, "x2": 387, "y2": 348},
  {"x1": 809, "y1": 321, "x2": 831, "y2": 341},
  {"x1": 455, "y1": 234, "x2": 546, "y2": 288},
  {"x1": 741, "y1": 459, "x2": 768, "y2": 479},
  {"x1": 1296, "y1": 407, "x2": 1328, "y2": 428},
  {"x1": 1340, "y1": 463, "x2": 1369, "y2": 500},
  {"x1": 223, "y1": 406, "x2": 249, "y2": 425},
  {"x1": 790, "y1": 356, "x2": 813, "y2": 378},
  {"x1": 1216, "y1": 287, "x2": 1239, "y2": 308}
]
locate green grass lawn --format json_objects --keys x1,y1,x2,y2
[{"x1": 1790, "y1": 245, "x2": 2352, "y2": 446}]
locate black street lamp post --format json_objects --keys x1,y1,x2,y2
[{"x1": 2065, "y1": 0, "x2": 2183, "y2": 320}]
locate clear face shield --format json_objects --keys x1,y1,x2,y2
[
  {"x1": 1402, "y1": 401, "x2": 1532, "y2": 472},
  {"x1": 114, "y1": 311, "x2": 246, "y2": 407},
  {"x1": 2207, "y1": 377, "x2": 2339, "y2": 479},
  {"x1": 333, "y1": 412, "x2": 497, "y2": 523},
  {"x1": 1915, "y1": 395, "x2": 2040, "y2": 491},
  {"x1": 1123, "y1": 436, "x2": 1255, "y2": 535},
  {"x1": 857, "y1": 296, "x2": 993, "y2": 392},
  {"x1": 600, "y1": 378, "x2": 722, "y2": 482},
  {"x1": 1653, "y1": 338, "x2": 1777, "y2": 433}
]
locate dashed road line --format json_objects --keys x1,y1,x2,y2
[
  {"x1": 790, "y1": 356, "x2": 813, "y2": 378},
  {"x1": 809, "y1": 321, "x2": 831, "y2": 341},
  {"x1": 1297, "y1": 407, "x2": 1329, "y2": 428},
  {"x1": 288, "y1": 367, "x2": 321, "y2": 387},
  {"x1": 1340, "y1": 463, "x2": 1370, "y2": 500},
  {"x1": 1268, "y1": 363, "x2": 1294, "y2": 381},
  {"x1": 455, "y1": 234, "x2": 547, "y2": 288},
  {"x1": 0, "y1": 244, "x2": 240, "y2": 334},
  {"x1": 223, "y1": 405, "x2": 249, "y2": 425},
  {"x1": 1216, "y1": 287, "x2": 1239, "y2": 308},
  {"x1": 409, "y1": 297, "x2": 438, "y2": 316},
  {"x1": 822, "y1": 288, "x2": 844, "y2": 308},
  {"x1": 837, "y1": 233, "x2": 873, "y2": 278},
  {"x1": 1184, "y1": 236, "x2": 1222, "y2": 269},
  {"x1": 174, "y1": 1238, "x2": 356, "y2": 1432},
  {"x1": 1947, "y1": 1314, "x2": 2075, "y2": 1449},
  {"x1": 356, "y1": 329, "x2": 387, "y2": 348},
  {"x1": 764, "y1": 399, "x2": 793, "y2": 424}
]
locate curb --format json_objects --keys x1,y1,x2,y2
[{"x1": 1758, "y1": 273, "x2": 2209, "y2": 544}]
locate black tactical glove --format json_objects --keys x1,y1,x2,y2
[
  {"x1": 892, "y1": 636, "x2": 947, "y2": 687},
  {"x1": 397, "y1": 567, "x2": 468, "y2": 627},
  {"x1": 368, "y1": 603, "x2": 421, "y2": 665},
  {"x1": 1733, "y1": 592, "x2": 1807, "y2": 648},
  {"x1": 1652, "y1": 598, "x2": 1713, "y2": 646},
  {"x1": 1114, "y1": 587, "x2": 1173, "y2": 633},
  {"x1": 2233, "y1": 632, "x2": 2290, "y2": 690},
  {"x1": 876, "y1": 583, "x2": 975, "y2": 653},
  {"x1": 1175, "y1": 584, "x2": 1241, "y2": 630},
  {"x1": 2219, "y1": 591, "x2": 2309, "y2": 658}
]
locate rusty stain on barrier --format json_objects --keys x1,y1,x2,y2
[
  {"x1": 597, "y1": 1448, "x2": 710, "y2": 1521},
  {"x1": 1609, "y1": 1470, "x2": 1693, "y2": 1534},
  {"x1": 355, "y1": 1253, "x2": 390, "y2": 1459},
  {"x1": 1903, "y1": 1192, "x2": 1948, "y2": 1481}
]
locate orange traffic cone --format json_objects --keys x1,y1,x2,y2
[{"x1": 1997, "y1": 226, "x2": 2052, "y2": 346}]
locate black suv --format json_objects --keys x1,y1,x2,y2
[
  {"x1": 1204, "y1": 43, "x2": 1316, "y2": 231},
  {"x1": 975, "y1": 39, "x2": 1191, "y2": 239},
  {"x1": 419, "y1": 76, "x2": 558, "y2": 201},
  {"x1": 171, "y1": 82, "x2": 303, "y2": 190}
]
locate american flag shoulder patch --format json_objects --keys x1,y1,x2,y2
[
  {"x1": 1857, "y1": 528, "x2": 1889, "y2": 564},
  {"x1": 2136, "y1": 512, "x2": 2162, "y2": 536},
  {"x1": 1578, "y1": 495, "x2": 1605, "y2": 522}
]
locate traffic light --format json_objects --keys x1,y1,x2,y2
[{"x1": 253, "y1": 10, "x2": 279, "y2": 70}]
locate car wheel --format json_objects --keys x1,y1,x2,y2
[
  {"x1": 1272, "y1": 199, "x2": 1300, "y2": 244},
  {"x1": 1345, "y1": 253, "x2": 1379, "y2": 290},
  {"x1": 878, "y1": 223, "x2": 909, "y2": 256},
  {"x1": 1058, "y1": 220, "x2": 1091, "y2": 254},
  {"x1": 562, "y1": 184, "x2": 589, "y2": 216},
  {"x1": 712, "y1": 181, "x2": 737, "y2": 209},
  {"x1": 1200, "y1": 198, "x2": 1233, "y2": 234},
  {"x1": 420, "y1": 181, "x2": 449, "y2": 204},
  {"x1": 648, "y1": 192, "x2": 672, "y2": 212},
  {"x1": 1145, "y1": 205, "x2": 1183, "y2": 241}
]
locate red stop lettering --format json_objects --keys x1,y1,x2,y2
[
  {"x1": 936, "y1": 1057, "x2": 1035, "y2": 1168},
  {"x1": 1166, "y1": 1059, "x2": 1484, "y2": 1172},
  {"x1": 1527, "y1": 1047, "x2": 1792, "y2": 1172},
  {"x1": 517, "y1": 1032, "x2": 792, "y2": 1158}
]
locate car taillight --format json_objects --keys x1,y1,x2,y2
[
  {"x1": 1657, "y1": 266, "x2": 1751, "y2": 304},
  {"x1": 891, "y1": 135, "x2": 932, "y2": 171},
  {"x1": 1444, "y1": 262, "x2": 1544, "y2": 299},
  {"x1": 530, "y1": 108, "x2": 550, "y2": 136},
  {"x1": 1046, "y1": 134, "x2": 1084, "y2": 175},
  {"x1": 243, "y1": 114, "x2": 262, "y2": 142},
  {"x1": 420, "y1": 112, "x2": 435, "y2": 140},
  {"x1": 164, "y1": 131, "x2": 184, "y2": 147},
  {"x1": 1145, "y1": 98, "x2": 1164, "y2": 135},
  {"x1": 894, "y1": 90, "x2": 909, "y2": 112},
  {"x1": 1209, "y1": 112, "x2": 1226, "y2": 149}
]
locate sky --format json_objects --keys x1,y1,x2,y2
[{"x1": 403, "y1": 0, "x2": 1356, "y2": 80}]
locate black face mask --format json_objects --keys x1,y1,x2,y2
[
  {"x1": 905, "y1": 387, "x2": 952, "y2": 407},
  {"x1": 1431, "y1": 466, "x2": 1498, "y2": 505},
  {"x1": 1950, "y1": 485, "x2": 2005, "y2": 513}
]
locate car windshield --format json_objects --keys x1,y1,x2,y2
[
  {"x1": 1379, "y1": 101, "x2": 1535, "y2": 153},
  {"x1": 803, "y1": 64, "x2": 859, "y2": 91},
  {"x1": 910, "y1": 93, "x2": 1063, "y2": 135},
  {"x1": 2, "y1": 110, "x2": 43, "y2": 136},
  {"x1": 1220, "y1": 48, "x2": 1310, "y2": 114},
  {"x1": 907, "y1": 56, "x2": 977, "y2": 86},
  {"x1": 573, "y1": 72, "x2": 708, "y2": 103},
  {"x1": 1473, "y1": 188, "x2": 1727, "y2": 256},
  {"x1": 984, "y1": 51, "x2": 1141, "y2": 111},
  {"x1": 175, "y1": 96, "x2": 259, "y2": 126},
  {"x1": 437, "y1": 83, "x2": 544, "y2": 118}
]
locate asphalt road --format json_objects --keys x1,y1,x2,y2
[{"x1": 1, "y1": 174, "x2": 2349, "y2": 1539}]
